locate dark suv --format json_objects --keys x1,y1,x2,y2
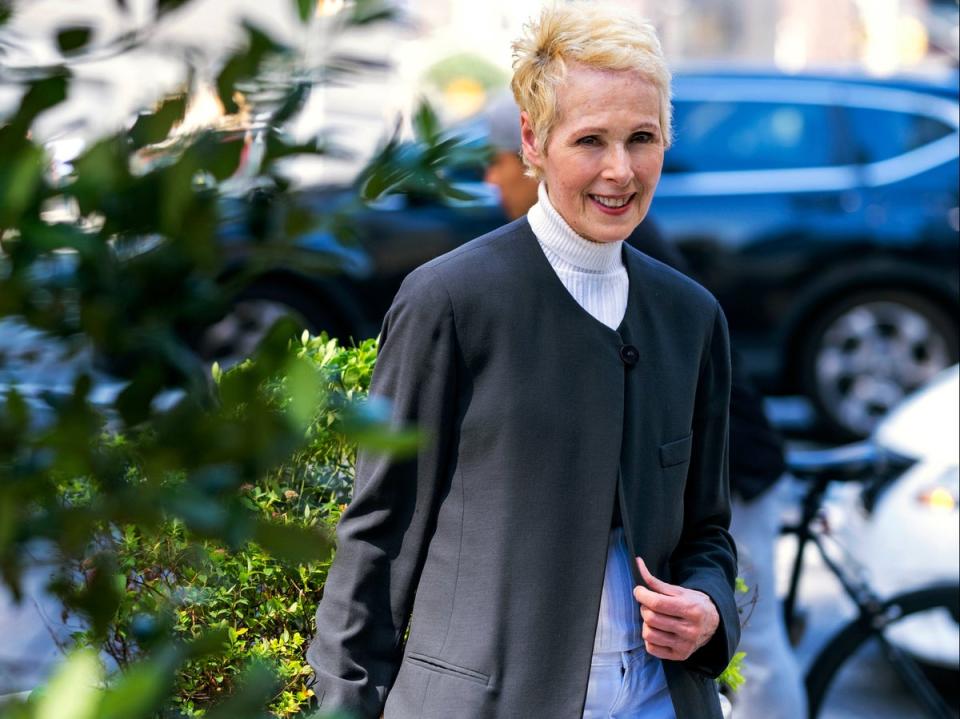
[
  {"x1": 659, "y1": 69, "x2": 959, "y2": 436},
  {"x1": 209, "y1": 69, "x2": 960, "y2": 438}
]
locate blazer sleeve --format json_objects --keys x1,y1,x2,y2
[
  {"x1": 306, "y1": 266, "x2": 459, "y2": 717},
  {"x1": 670, "y1": 302, "x2": 741, "y2": 677}
]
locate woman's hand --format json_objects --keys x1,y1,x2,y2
[{"x1": 632, "y1": 556, "x2": 719, "y2": 661}]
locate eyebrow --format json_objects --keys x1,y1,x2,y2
[{"x1": 572, "y1": 122, "x2": 661, "y2": 134}]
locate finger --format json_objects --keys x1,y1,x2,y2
[
  {"x1": 640, "y1": 606, "x2": 687, "y2": 634},
  {"x1": 633, "y1": 585, "x2": 687, "y2": 618},
  {"x1": 635, "y1": 557, "x2": 680, "y2": 596},
  {"x1": 642, "y1": 624, "x2": 681, "y2": 647},
  {"x1": 643, "y1": 639, "x2": 678, "y2": 661}
]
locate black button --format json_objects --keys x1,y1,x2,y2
[{"x1": 620, "y1": 344, "x2": 639, "y2": 366}]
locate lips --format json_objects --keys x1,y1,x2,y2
[{"x1": 589, "y1": 193, "x2": 636, "y2": 213}]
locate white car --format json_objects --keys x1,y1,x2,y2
[{"x1": 862, "y1": 364, "x2": 960, "y2": 669}]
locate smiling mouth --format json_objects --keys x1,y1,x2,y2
[{"x1": 589, "y1": 193, "x2": 636, "y2": 210}]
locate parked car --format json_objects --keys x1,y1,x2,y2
[
  {"x1": 658, "y1": 68, "x2": 959, "y2": 438},
  {"x1": 848, "y1": 364, "x2": 958, "y2": 672},
  {"x1": 203, "y1": 68, "x2": 960, "y2": 438},
  {"x1": 198, "y1": 180, "x2": 506, "y2": 361}
]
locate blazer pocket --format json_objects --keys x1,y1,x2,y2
[
  {"x1": 660, "y1": 433, "x2": 693, "y2": 468},
  {"x1": 405, "y1": 652, "x2": 490, "y2": 686}
]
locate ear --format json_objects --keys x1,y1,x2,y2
[{"x1": 520, "y1": 111, "x2": 543, "y2": 171}]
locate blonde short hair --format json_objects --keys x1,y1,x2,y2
[{"x1": 510, "y1": 3, "x2": 672, "y2": 178}]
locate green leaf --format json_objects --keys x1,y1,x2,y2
[
  {"x1": 717, "y1": 650, "x2": 747, "y2": 693},
  {"x1": 253, "y1": 518, "x2": 333, "y2": 565},
  {"x1": 98, "y1": 645, "x2": 184, "y2": 719},
  {"x1": 156, "y1": 0, "x2": 190, "y2": 16},
  {"x1": 115, "y1": 363, "x2": 165, "y2": 426},
  {"x1": 0, "y1": 492, "x2": 17, "y2": 559},
  {"x1": 340, "y1": 397, "x2": 420, "y2": 455},
  {"x1": 357, "y1": 136, "x2": 405, "y2": 201},
  {"x1": 70, "y1": 136, "x2": 130, "y2": 213},
  {"x1": 8, "y1": 74, "x2": 69, "y2": 133},
  {"x1": 56, "y1": 26, "x2": 92, "y2": 54},
  {"x1": 284, "y1": 355, "x2": 322, "y2": 430},
  {"x1": 34, "y1": 649, "x2": 103, "y2": 719},
  {"x1": 18, "y1": 218, "x2": 104, "y2": 259},
  {"x1": 165, "y1": 493, "x2": 230, "y2": 536},
  {"x1": 186, "y1": 626, "x2": 232, "y2": 657},
  {"x1": 412, "y1": 100, "x2": 440, "y2": 144},
  {"x1": 350, "y1": 425, "x2": 420, "y2": 455},
  {"x1": 294, "y1": 0, "x2": 313, "y2": 23},
  {"x1": 433, "y1": 176, "x2": 478, "y2": 202},
  {"x1": 0, "y1": 143, "x2": 44, "y2": 228},
  {"x1": 261, "y1": 129, "x2": 332, "y2": 167},
  {"x1": 215, "y1": 24, "x2": 282, "y2": 114},
  {"x1": 193, "y1": 130, "x2": 245, "y2": 181},
  {"x1": 203, "y1": 660, "x2": 280, "y2": 719},
  {"x1": 158, "y1": 153, "x2": 199, "y2": 236},
  {"x1": 269, "y1": 80, "x2": 311, "y2": 126},
  {"x1": 346, "y1": 0, "x2": 394, "y2": 26},
  {"x1": 128, "y1": 94, "x2": 187, "y2": 149},
  {"x1": 64, "y1": 554, "x2": 123, "y2": 640}
]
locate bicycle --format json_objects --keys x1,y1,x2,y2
[{"x1": 781, "y1": 441, "x2": 960, "y2": 719}]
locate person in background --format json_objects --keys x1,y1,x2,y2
[
  {"x1": 482, "y1": 90, "x2": 540, "y2": 222},
  {"x1": 481, "y1": 86, "x2": 809, "y2": 719}
]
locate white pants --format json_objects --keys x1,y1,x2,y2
[
  {"x1": 729, "y1": 478, "x2": 808, "y2": 719},
  {"x1": 582, "y1": 646, "x2": 676, "y2": 719}
]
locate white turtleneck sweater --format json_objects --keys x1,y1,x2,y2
[
  {"x1": 527, "y1": 183, "x2": 645, "y2": 654},
  {"x1": 527, "y1": 184, "x2": 629, "y2": 332}
]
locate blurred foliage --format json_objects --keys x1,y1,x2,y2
[
  {"x1": 0, "y1": 0, "x2": 476, "y2": 716},
  {"x1": 423, "y1": 51, "x2": 508, "y2": 94},
  {"x1": 718, "y1": 651, "x2": 747, "y2": 695},
  {"x1": 357, "y1": 101, "x2": 490, "y2": 202},
  {"x1": 35, "y1": 334, "x2": 381, "y2": 718},
  {"x1": 55, "y1": 26, "x2": 92, "y2": 55}
]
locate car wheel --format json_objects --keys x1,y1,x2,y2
[
  {"x1": 801, "y1": 290, "x2": 959, "y2": 438},
  {"x1": 198, "y1": 282, "x2": 347, "y2": 369}
]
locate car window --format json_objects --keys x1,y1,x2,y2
[
  {"x1": 844, "y1": 106, "x2": 954, "y2": 163},
  {"x1": 665, "y1": 100, "x2": 836, "y2": 173}
]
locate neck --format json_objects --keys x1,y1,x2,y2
[{"x1": 527, "y1": 183, "x2": 624, "y2": 273}]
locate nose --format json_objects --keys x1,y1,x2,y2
[{"x1": 602, "y1": 144, "x2": 633, "y2": 186}]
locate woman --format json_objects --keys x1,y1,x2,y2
[{"x1": 307, "y1": 5, "x2": 739, "y2": 718}]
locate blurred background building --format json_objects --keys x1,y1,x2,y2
[
  {"x1": 3, "y1": 0, "x2": 956, "y2": 180},
  {"x1": 396, "y1": 0, "x2": 958, "y2": 124}
]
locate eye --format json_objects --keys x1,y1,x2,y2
[
  {"x1": 576, "y1": 135, "x2": 601, "y2": 146},
  {"x1": 630, "y1": 131, "x2": 656, "y2": 144}
]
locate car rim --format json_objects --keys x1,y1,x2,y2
[{"x1": 814, "y1": 300, "x2": 952, "y2": 436}]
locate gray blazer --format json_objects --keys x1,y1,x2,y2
[{"x1": 308, "y1": 218, "x2": 739, "y2": 718}]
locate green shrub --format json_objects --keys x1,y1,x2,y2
[{"x1": 60, "y1": 333, "x2": 378, "y2": 717}]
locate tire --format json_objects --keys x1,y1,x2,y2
[
  {"x1": 197, "y1": 280, "x2": 350, "y2": 368},
  {"x1": 805, "y1": 584, "x2": 960, "y2": 719},
  {"x1": 800, "y1": 290, "x2": 959, "y2": 438}
]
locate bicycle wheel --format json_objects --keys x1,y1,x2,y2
[{"x1": 806, "y1": 584, "x2": 960, "y2": 719}]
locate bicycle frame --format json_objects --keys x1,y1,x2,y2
[
  {"x1": 780, "y1": 470, "x2": 958, "y2": 718},
  {"x1": 781, "y1": 476, "x2": 884, "y2": 633}
]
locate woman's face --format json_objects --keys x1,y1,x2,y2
[{"x1": 521, "y1": 63, "x2": 665, "y2": 244}]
